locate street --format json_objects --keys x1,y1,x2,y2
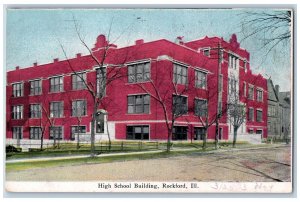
[{"x1": 6, "y1": 146, "x2": 291, "y2": 182}]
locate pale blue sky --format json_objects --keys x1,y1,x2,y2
[{"x1": 6, "y1": 9, "x2": 292, "y2": 91}]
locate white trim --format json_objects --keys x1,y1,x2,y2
[
  {"x1": 172, "y1": 60, "x2": 189, "y2": 67},
  {"x1": 125, "y1": 59, "x2": 151, "y2": 66}
]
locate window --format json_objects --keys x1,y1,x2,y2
[
  {"x1": 127, "y1": 94, "x2": 150, "y2": 114},
  {"x1": 194, "y1": 127, "x2": 206, "y2": 140},
  {"x1": 257, "y1": 89, "x2": 263, "y2": 102},
  {"x1": 228, "y1": 77, "x2": 237, "y2": 93},
  {"x1": 30, "y1": 80, "x2": 42, "y2": 95},
  {"x1": 248, "y1": 108, "x2": 254, "y2": 121},
  {"x1": 203, "y1": 48, "x2": 210, "y2": 57},
  {"x1": 96, "y1": 68, "x2": 106, "y2": 96},
  {"x1": 72, "y1": 72, "x2": 87, "y2": 90},
  {"x1": 195, "y1": 70, "x2": 207, "y2": 89},
  {"x1": 96, "y1": 113, "x2": 105, "y2": 133},
  {"x1": 30, "y1": 127, "x2": 42, "y2": 139},
  {"x1": 256, "y1": 110, "x2": 263, "y2": 122},
  {"x1": 244, "y1": 60, "x2": 247, "y2": 69},
  {"x1": 128, "y1": 62, "x2": 150, "y2": 83},
  {"x1": 126, "y1": 125, "x2": 149, "y2": 140},
  {"x1": 229, "y1": 54, "x2": 239, "y2": 69},
  {"x1": 12, "y1": 127, "x2": 22, "y2": 139},
  {"x1": 12, "y1": 83, "x2": 23, "y2": 97},
  {"x1": 71, "y1": 126, "x2": 86, "y2": 140},
  {"x1": 12, "y1": 105, "x2": 23, "y2": 119},
  {"x1": 248, "y1": 129, "x2": 254, "y2": 134},
  {"x1": 50, "y1": 102, "x2": 63, "y2": 118},
  {"x1": 173, "y1": 63, "x2": 188, "y2": 84},
  {"x1": 195, "y1": 99, "x2": 207, "y2": 117},
  {"x1": 243, "y1": 82, "x2": 247, "y2": 97},
  {"x1": 49, "y1": 126, "x2": 63, "y2": 140},
  {"x1": 173, "y1": 95, "x2": 188, "y2": 115},
  {"x1": 30, "y1": 104, "x2": 41, "y2": 118},
  {"x1": 50, "y1": 76, "x2": 63, "y2": 92},
  {"x1": 72, "y1": 100, "x2": 87, "y2": 117},
  {"x1": 248, "y1": 86, "x2": 254, "y2": 100},
  {"x1": 172, "y1": 126, "x2": 187, "y2": 140}
]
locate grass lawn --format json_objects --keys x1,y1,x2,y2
[{"x1": 6, "y1": 149, "x2": 209, "y2": 172}]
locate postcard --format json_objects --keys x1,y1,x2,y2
[{"x1": 5, "y1": 7, "x2": 293, "y2": 193}]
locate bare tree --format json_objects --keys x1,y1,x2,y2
[
  {"x1": 227, "y1": 75, "x2": 246, "y2": 148},
  {"x1": 57, "y1": 16, "x2": 135, "y2": 156},
  {"x1": 240, "y1": 10, "x2": 292, "y2": 63},
  {"x1": 136, "y1": 65, "x2": 191, "y2": 152}
]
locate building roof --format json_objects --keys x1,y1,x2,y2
[{"x1": 267, "y1": 79, "x2": 279, "y2": 102}]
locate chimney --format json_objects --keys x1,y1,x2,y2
[
  {"x1": 76, "y1": 53, "x2": 82, "y2": 58},
  {"x1": 33, "y1": 62, "x2": 38, "y2": 67},
  {"x1": 135, "y1": 39, "x2": 144, "y2": 45},
  {"x1": 53, "y1": 58, "x2": 59, "y2": 63},
  {"x1": 275, "y1": 85, "x2": 279, "y2": 96},
  {"x1": 15, "y1": 66, "x2": 20, "y2": 70}
]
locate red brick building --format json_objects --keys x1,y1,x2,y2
[{"x1": 6, "y1": 34, "x2": 268, "y2": 148}]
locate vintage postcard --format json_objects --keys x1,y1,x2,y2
[{"x1": 4, "y1": 7, "x2": 293, "y2": 193}]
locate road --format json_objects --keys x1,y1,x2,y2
[{"x1": 6, "y1": 146, "x2": 291, "y2": 182}]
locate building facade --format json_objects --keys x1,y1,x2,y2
[{"x1": 6, "y1": 34, "x2": 268, "y2": 148}]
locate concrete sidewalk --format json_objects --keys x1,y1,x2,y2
[{"x1": 6, "y1": 144, "x2": 289, "y2": 164}]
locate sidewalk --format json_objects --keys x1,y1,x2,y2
[{"x1": 6, "y1": 144, "x2": 289, "y2": 164}]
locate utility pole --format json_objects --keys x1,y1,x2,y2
[{"x1": 215, "y1": 41, "x2": 222, "y2": 149}]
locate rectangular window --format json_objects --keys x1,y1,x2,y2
[
  {"x1": 173, "y1": 63, "x2": 188, "y2": 85},
  {"x1": 71, "y1": 126, "x2": 86, "y2": 140},
  {"x1": 128, "y1": 62, "x2": 150, "y2": 83},
  {"x1": 257, "y1": 89, "x2": 263, "y2": 102},
  {"x1": 96, "y1": 68, "x2": 106, "y2": 96},
  {"x1": 173, "y1": 95, "x2": 188, "y2": 115},
  {"x1": 203, "y1": 48, "x2": 210, "y2": 57},
  {"x1": 194, "y1": 127, "x2": 206, "y2": 140},
  {"x1": 248, "y1": 86, "x2": 254, "y2": 100},
  {"x1": 195, "y1": 99, "x2": 207, "y2": 117},
  {"x1": 72, "y1": 72, "x2": 87, "y2": 90},
  {"x1": 30, "y1": 80, "x2": 42, "y2": 95},
  {"x1": 229, "y1": 54, "x2": 239, "y2": 69},
  {"x1": 12, "y1": 83, "x2": 23, "y2": 97},
  {"x1": 248, "y1": 129, "x2": 254, "y2": 134},
  {"x1": 50, "y1": 102, "x2": 63, "y2": 118},
  {"x1": 256, "y1": 110, "x2": 263, "y2": 122},
  {"x1": 195, "y1": 70, "x2": 207, "y2": 89},
  {"x1": 72, "y1": 100, "x2": 87, "y2": 117},
  {"x1": 126, "y1": 125, "x2": 149, "y2": 140},
  {"x1": 50, "y1": 76, "x2": 63, "y2": 92},
  {"x1": 30, "y1": 104, "x2": 42, "y2": 118},
  {"x1": 12, "y1": 127, "x2": 23, "y2": 139},
  {"x1": 49, "y1": 126, "x2": 63, "y2": 140},
  {"x1": 30, "y1": 127, "x2": 42, "y2": 139},
  {"x1": 244, "y1": 60, "x2": 247, "y2": 69},
  {"x1": 243, "y1": 82, "x2": 247, "y2": 97},
  {"x1": 12, "y1": 105, "x2": 23, "y2": 119},
  {"x1": 248, "y1": 108, "x2": 254, "y2": 121},
  {"x1": 127, "y1": 94, "x2": 150, "y2": 114},
  {"x1": 172, "y1": 126, "x2": 187, "y2": 140}
]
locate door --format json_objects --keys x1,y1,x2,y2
[{"x1": 96, "y1": 113, "x2": 104, "y2": 133}]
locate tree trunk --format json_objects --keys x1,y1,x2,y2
[
  {"x1": 77, "y1": 131, "x2": 80, "y2": 150},
  {"x1": 91, "y1": 117, "x2": 96, "y2": 156},
  {"x1": 167, "y1": 128, "x2": 172, "y2": 152},
  {"x1": 40, "y1": 133, "x2": 44, "y2": 151},
  {"x1": 215, "y1": 121, "x2": 219, "y2": 150},
  {"x1": 106, "y1": 119, "x2": 111, "y2": 151},
  {"x1": 233, "y1": 126, "x2": 238, "y2": 148},
  {"x1": 202, "y1": 129, "x2": 207, "y2": 150}
]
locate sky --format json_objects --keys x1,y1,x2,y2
[{"x1": 6, "y1": 8, "x2": 292, "y2": 91}]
